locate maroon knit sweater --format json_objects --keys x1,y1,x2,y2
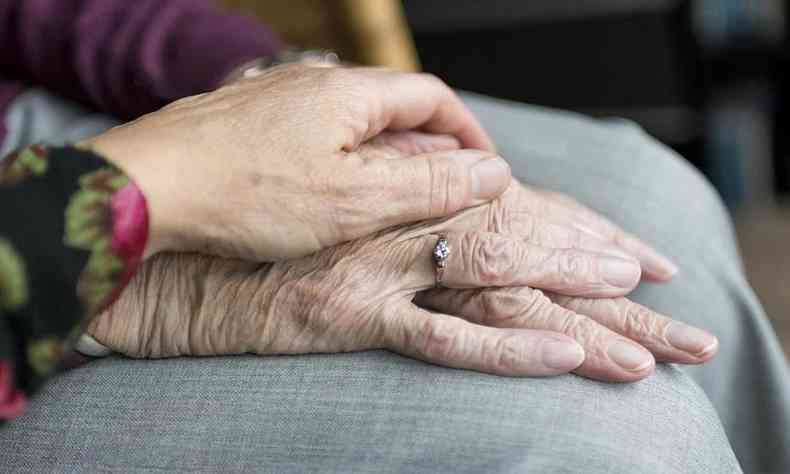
[{"x1": 0, "y1": 0, "x2": 283, "y2": 146}]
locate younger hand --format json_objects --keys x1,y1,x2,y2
[{"x1": 82, "y1": 65, "x2": 507, "y2": 261}]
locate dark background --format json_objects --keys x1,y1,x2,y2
[{"x1": 403, "y1": 0, "x2": 789, "y2": 209}]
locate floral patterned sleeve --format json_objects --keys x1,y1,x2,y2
[{"x1": 0, "y1": 145, "x2": 148, "y2": 423}]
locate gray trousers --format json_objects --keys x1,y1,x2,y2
[{"x1": 1, "y1": 90, "x2": 788, "y2": 473}]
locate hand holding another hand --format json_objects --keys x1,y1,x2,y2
[
  {"x1": 82, "y1": 65, "x2": 510, "y2": 261},
  {"x1": 83, "y1": 65, "x2": 715, "y2": 384}
]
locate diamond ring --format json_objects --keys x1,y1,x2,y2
[{"x1": 432, "y1": 234, "x2": 450, "y2": 287}]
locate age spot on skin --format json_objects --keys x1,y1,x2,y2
[{"x1": 249, "y1": 172, "x2": 263, "y2": 186}]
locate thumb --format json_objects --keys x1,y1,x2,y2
[{"x1": 370, "y1": 148, "x2": 511, "y2": 224}]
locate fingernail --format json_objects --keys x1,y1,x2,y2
[
  {"x1": 646, "y1": 252, "x2": 679, "y2": 279},
  {"x1": 601, "y1": 257, "x2": 641, "y2": 288},
  {"x1": 541, "y1": 338, "x2": 585, "y2": 371},
  {"x1": 666, "y1": 322, "x2": 718, "y2": 356},
  {"x1": 607, "y1": 340, "x2": 653, "y2": 371},
  {"x1": 469, "y1": 155, "x2": 510, "y2": 200}
]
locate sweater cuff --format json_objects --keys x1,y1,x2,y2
[{"x1": 0, "y1": 145, "x2": 149, "y2": 421}]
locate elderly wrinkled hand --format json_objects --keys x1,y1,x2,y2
[
  {"x1": 79, "y1": 64, "x2": 511, "y2": 262},
  {"x1": 89, "y1": 176, "x2": 716, "y2": 383},
  {"x1": 366, "y1": 132, "x2": 678, "y2": 282}
]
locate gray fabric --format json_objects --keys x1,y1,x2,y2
[
  {"x1": 463, "y1": 93, "x2": 790, "y2": 473},
  {"x1": 2, "y1": 354, "x2": 736, "y2": 473},
  {"x1": 0, "y1": 88, "x2": 783, "y2": 472}
]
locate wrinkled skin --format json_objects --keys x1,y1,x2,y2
[
  {"x1": 81, "y1": 64, "x2": 512, "y2": 261},
  {"x1": 90, "y1": 177, "x2": 716, "y2": 383},
  {"x1": 364, "y1": 133, "x2": 678, "y2": 282}
]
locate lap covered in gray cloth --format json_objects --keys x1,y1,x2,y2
[{"x1": 2, "y1": 89, "x2": 788, "y2": 473}]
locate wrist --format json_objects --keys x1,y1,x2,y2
[
  {"x1": 220, "y1": 261, "x2": 282, "y2": 354},
  {"x1": 76, "y1": 136, "x2": 176, "y2": 260}
]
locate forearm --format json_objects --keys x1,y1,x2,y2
[{"x1": 0, "y1": 0, "x2": 283, "y2": 119}]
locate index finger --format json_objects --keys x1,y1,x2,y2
[
  {"x1": 525, "y1": 188, "x2": 679, "y2": 281},
  {"x1": 354, "y1": 68, "x2": 496, "y2": 152}
]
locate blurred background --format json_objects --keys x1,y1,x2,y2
[{"x1": 223, "y1": 0, "x2": 789, "y2": 356}]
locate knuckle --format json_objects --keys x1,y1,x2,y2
[
  {"x1": 468, "y1": 234, "x2": 517, "y2": 285},
  {"x1": 557, "y1": 311, "x2": 580, "y2": 336},
  {"x1": 479, "y1": 289, "x2": 520, "y2": 326},
  {"x1": 558, "y1": 312, "x2": 600, "y2": 347},
  {"x1": 489, "y1": 334, "x2": 524, "y2": 372},
  {"x1": 479, "y1": 289, "x2": 516, "y2": 325},
  {"x1": 481, "y1": 288, "x2": 551, "y2": 327},
  {"x1": 489, "y1": 198, "x2": 512, "y2": 234},
  {"x1": 417, "y1": 317, "x2": 460, "y2": 362},
  {"x1": 557, "y1": 252, "x2": 594, "y2": 285},
  {"x1": 426, "y1": 157, "x2": 467, "y2": 217},
  {"x1": 520, "y1": 289, "x2": 558, "y2": 324},
  {"x1": 619, "y1": 300, "x2": 661, "y2": 338}
]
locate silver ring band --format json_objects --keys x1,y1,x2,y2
[{"x1": 433, "y1": 234, "x2": 450, "y2": 287}]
